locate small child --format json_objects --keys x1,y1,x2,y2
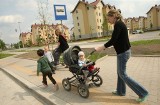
[
  {"x1": 44, "y1": 46, "x2": 56, "y2": 72},
  {"x1": 37, "y1": 49, "x2": 58, "y2": 91},
  {"x1": 78, "y1": 51, "x2": 94, "y2": 77}
]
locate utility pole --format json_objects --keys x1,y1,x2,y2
[
  {"x1": 18, "y1": 22, "x2": 23, "y2": 48},
  {"x1": 0, "y1": 32, "x2": 2, "y2": 51}
]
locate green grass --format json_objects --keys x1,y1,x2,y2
[
  {"x1": 85, "y1": 53, "x2": 106, "y2": 62},
  {"x1": 0, "y1": 53, "x2": 14, "y2": 59},
  {"x1": 131, "y1": 39, "x2": 160, "y2": 46}
]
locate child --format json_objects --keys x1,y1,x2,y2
[
  {"x1": 44, "y1": 46, "x2": 56, "y2": 72},
  {"x1": 78, "y1": 51, "x2": 95, "y2": 77},
  {"x1": 37, "y1": 49, "x2": 58, "y2": 91}
]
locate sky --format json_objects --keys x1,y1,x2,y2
[{"x1": 0, "y1": 0, "x2": 159, "y2": 44}]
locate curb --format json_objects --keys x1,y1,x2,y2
[
  {"x1": 108, "y1": 54, "x2": 160, "y2": 57},
  {"x1": 0, "y1": 68, "x2": 71, "y2": 105}
]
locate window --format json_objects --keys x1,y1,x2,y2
[
  {"x1": 77, "y1": 23, "x2": 79, "y2": 26},
  {"x1": 77, "y1": 17, "x2": 79, "y2": 20},
  {"x1": 78, "y1": 29, "x2": 81, "y2": 32},
  {"x1": 87, "y1": 7, "x2": 89, "y2": 10},
  {"x1": 99, "y1": 13, "x2": 101, "y2": 16},
  {"x1": 76, "y1": 10, "x2": 78, "y2": 13}
]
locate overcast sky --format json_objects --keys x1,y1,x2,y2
[{"x1": 0, "y1": 0, "x2": 159, "y2": 44}]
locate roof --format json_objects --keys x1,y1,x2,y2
[
  {"x1": 71, "y1": 1, "x2": 89, "y2": 13},
  {"x1": 31, "y1": 23, "x2": 69, "y2": 29},
  {"x1": 90, "y1": 0, "x2": 105, "y2": 6},
  {"x1": 132, "y1": 17, "x2": 139, "y2": 22},
  {"x1": 71, "y1": 0, "x2": 105, "y2": 13},
  {"x1": 146, "y1": 5, "x2": 160, "y2": 14},
  {"x1": 20, "y1": 32, "x2": 31, "y2": 37}
]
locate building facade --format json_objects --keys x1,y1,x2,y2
[
  {"x1": 147, "y1": 5, "x2": 160, "y2": 30},
  {"x1": 19, "y1": 23, "x2": 70, "y2": 46},
  {"x1": 71, "y1": 0, "x2": 115, "y2": 40}
]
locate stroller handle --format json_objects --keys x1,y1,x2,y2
[{"x1": 90, "y1": 49, "x2": 96, "y2": 55}]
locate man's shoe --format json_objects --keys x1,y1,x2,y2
[{"x1": 136, "y1": 94, "x2": 148, "y2": 102}]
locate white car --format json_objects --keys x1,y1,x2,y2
[{"x1": 132, "y1": 30, "x2": 144, "y2": 34}]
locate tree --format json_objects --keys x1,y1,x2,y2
[
  {"x1": 37, "y1": 1, "x2": 52, "y2": 47},
  {"x1": 19, "y1": 41, "x2": 23, "y2": 48},
  {"x1": 102, "y1": 15, "x2": 109, "y2": 36},
  {"x1": 36, "y1": 35, "x2": 45, "y2": 46},
  {"x1": 26, "y1": 39, "x2": 32, "y2": 47},
  {"x1": 13, "y1": 43, "x2": 19, "y2": 49},
  {"x1": 0, "y1": 39, "x2": 6, "y2": 50}
]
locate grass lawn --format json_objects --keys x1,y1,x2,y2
[
  {"x1": 15, "y1": 39, "x2": 160, "y2": 62},
  {"x1": 0, "y1": 53, "x2": 14, "y2": 59},
  {"x1": 131, "y1": 39, "x2": 160, "y2": 46}
]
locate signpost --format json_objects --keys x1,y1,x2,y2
[{"x1": 53, "y1": 4, "x2": 67, "y2": 24}]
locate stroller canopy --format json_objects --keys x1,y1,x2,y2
[{"x1": 63, "y1": 46, "x2": 81, "y2": 66}]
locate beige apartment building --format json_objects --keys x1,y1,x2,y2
[
  {"x1": 124, "y1": 4, "x2": 160, "y2": 33},
  {"x1": 147, "y1": 4, "x2": 160, "y2": 30},
  {"x1": 19, "y1": 23, "x2": 70, "y2": 46},
  {"x1": 125, "y1": 18, "x2": 132, "y2": 32},
  {"x1": 71, "y1": 0, "x2": 114, "y2": 40},
  {"x1": 125, "y1": 17, "x2": 148, "y2": 33},
  {"x1": 131, "y1": 17, "x2": 139, "y2": 31},
  {"x1": 139, "y1": 16, "x2": 145, "y2": 30},
  {"x1": 144, "y1": 17, "x2": 148, "y2": 30},
  {"x1": 19, "y1": 32, "x2": 32, "y2": 47}
]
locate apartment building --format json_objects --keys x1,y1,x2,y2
[
  {"x1": 19, "y1": 23, "x2": 69, "y2": 46},
  {"x1": 131, "y1": 17, "x2": 139, "y2": 31},
  {"x1": 144, "y1": 17, "x2": 148, "y2": 30},
  {"x1": 125, "y1": 18, "x2": 132, "y2": 32},
  {"x1": 125, "y1": 16, "x2": 148, "y2": 33},
  {"x1": 138, "y1": 16, "x2": 146, "y2": 30},
  {"x1": 124, "y1": 4, "x2": 160, "y2": 32},
  {"x1": 147, "y1": 4, "x2": 160, "y2": 30},
  {"x1": 71, "y1": 0, "x2": 114, "y2": 40},
  {"x1": 19, "y1": 32, "x2": 32, "y2": 47}
]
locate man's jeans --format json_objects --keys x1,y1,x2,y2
[{"x1": 117, "y1": 49, "x2": 148, "y2": 97}]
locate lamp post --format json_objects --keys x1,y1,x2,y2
[
  {"x1": 18, "y1": 22, "x2": 23, "y2": 48},
  {"x1": 0, "y1": 32, "x2": 2, "y2": 51}
]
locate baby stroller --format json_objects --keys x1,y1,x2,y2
[{"x1": 62, "y1": 46, "x2": 103, "y2": 98}]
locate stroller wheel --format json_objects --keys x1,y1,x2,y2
[
  {"x1": 62, "y1": 78, "x2": 71, "y2": 91},
  {"x1": 77, "y1": 84, "x2": 89, "y2": 98},
  {"x1": 92, "y1": 74, "x2": 103, "y2": 87}
]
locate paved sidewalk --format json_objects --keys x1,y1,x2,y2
[{"x1": 0, "y1": 54, "x2": 159, "y2": 105}]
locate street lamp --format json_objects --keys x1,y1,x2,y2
[
  {"x1": 0, "y1": 32, "x2": 2, "y2": 51},
  {"x1": 18, "y1": 22, "x2": 23, "y2": 48}
]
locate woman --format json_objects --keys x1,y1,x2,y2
[
  {"x1": 95, "y1": 9, "x2": 148, "y2": 102},
  {"x1": 53, "y1": 28, "x2": 69, "y2": 66}
]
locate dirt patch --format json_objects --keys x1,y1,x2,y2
[{"x1": 15, "y1": 44, "x2": 160, "y2": 60}]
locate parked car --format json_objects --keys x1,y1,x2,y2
[{"x1": 132, "y1": 30, "x2": 144, "y2": 34}]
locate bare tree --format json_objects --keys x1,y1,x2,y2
[{"x1": 37, "y1": 0, "x2": 52, "y2": 48}]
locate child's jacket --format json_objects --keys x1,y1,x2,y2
[{"x1": 37, "y1": 56, "x2": 52, "y2": 73}]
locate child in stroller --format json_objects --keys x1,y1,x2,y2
[
  {"x1": 78, "y1": 51, "x2": 100, "y2": 80},
  {"x1": 62, "y1": 46, "x2": 103, "y2": 98}
]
